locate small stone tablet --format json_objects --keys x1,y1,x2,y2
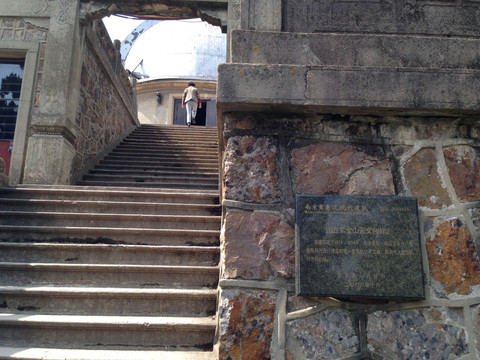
[{"x1": 295, "y1": 195, "x2": 425, "y2": 299}]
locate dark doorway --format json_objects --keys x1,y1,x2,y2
[{"x1": 173, "y1": 99, "x2": 215, "y2": 127}]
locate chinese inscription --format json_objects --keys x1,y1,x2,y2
[{"x1": 296, "y1": 195, "x2": 424, "y2": 299}]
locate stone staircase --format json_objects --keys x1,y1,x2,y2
[
  {"x1": 0, "y1": 125, "x2": 221, "y2": 360},
  {"x1": 78, "y1": 124, "x2": 219, "y2": 190}
]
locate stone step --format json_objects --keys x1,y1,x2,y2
[
  {"x1": 88, "y1": 168, "x2": 219, "y2": 179},
  {"x1": 0, "y1": 243, "x2": 219, "y2": 266},
  {"x1": 76, "y1": 179, "x2": 219, "y2": 190},
  {"x1": 0, "y1": 225, "x2": 220, "y2": 245},
  {"x1": 0, "y1": 286, "x2": 217, "y2": 316},
  {"x1": 0, "y1": 186, "x2": 219, "y2": 204},
  {"x1": 81, "y1": 173, "x2": 218, "y2": 185},
  {"x1": 104, "y1": 152, "x2": 219, "y2": 161},
  {"x1": 130, "y1": 127, "x2": 218, "y2": 136},
  {"x1": 120, "y1": 139, "x2": 218, "y2": 147},
  {"x1": 115, "y1": 143, "x2": 218, "y2": 152},
  {"x1": 0, "y1": 313, "x2": 216, "y2": 349},
  {"x1": 125, "y1": 138, "x2": 218, "y2": 146},
  {"x1": 0, "y1": 262, "x2": 219, "y2": 288},
  {"x1": 126, "y1": 134, "x2": 218, "y2": 141},
  {"x1": 0, "y1": 346, "x2": 217, "y2": 360},
  {"x1": 98, "y1": 158, "x2": 218, "y2": 167},
  {"x1": 0, "y1": 198, "x2": 221, "y2": 216},
  {"x1": 0, "y1": 211, "x2": 221, "y2": 230},
  {"x1": 134, "y1": 124, "x2": 217, "y2": 131},
  {"x1": 110, "y1": 150, "x2": 218, "y2": 159},
  {"x1": 131, "y1": 127, "x2": 218, "y2": 135},
  {"x1": 94, "y1": 164, "x2": 219, "y2": 174}
]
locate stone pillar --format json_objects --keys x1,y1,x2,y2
[
  {"x1": 240, "y1": 0, "x2": 282, "y2": 31},
  {"x1": 23, "y1": 131, "x2": 75, "y2": 185},
  {"x1": 23, "y1": 0, "x2": 81, "y2": 184}
]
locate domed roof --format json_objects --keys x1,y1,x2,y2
[{"x1": 121, "y1": 18, "x2": 226, "y2": 81}]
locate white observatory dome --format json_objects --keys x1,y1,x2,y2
[{"x1": 122, "y1": 18, "x2": 226, "y2": 81}]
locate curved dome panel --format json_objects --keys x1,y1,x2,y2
[{"x1": 123, "y1": 19, "x2": 226, "y2": 80}]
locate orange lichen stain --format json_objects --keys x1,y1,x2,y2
[
  {"x1": 290, "y1": 68, "x2": 296, "y2": 75},
  {"x1": 219, "y1": 292, "x2": 275, "y2": 360},
  {"x1": 239, "y1": 69, "x2": 245, "y2": 75},
  {"x1": 426, "y1": 219, "x2": 480, "y2": 295},
  {"x1": 252, "y1": 45, "x2": 260, "y2": 52},
  {"x1": 428, "y1": 308, "x2": 442, "y2": 320}
]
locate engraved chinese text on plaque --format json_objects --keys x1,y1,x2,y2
[{"x1": 295, "y1": 195, "x2": 425, "y2": 299}]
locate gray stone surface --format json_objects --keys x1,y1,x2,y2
[
  {"x1": 295, "y1": 195, "x2": 424, "y2": 299},
  {"x1": 223, "y1": 136, "x2": 282, "y2": 203},
  {"x1": 290, "y1": 142, "x2": 395, "y2": 196},
  {"x1": 217, "y1": 63, "x2": 480, "y2": 115},
  {"x1": 367, "y1": 309, "x2": 468, "y2": 359},
  {"x1": 231, "y1": 30, "x2": 480, "y2": 70},
  {"x1": 239, "y1": 0, "x2": 282, "y2": 31},
  {"x1": 283, "y1": 0, "x2": 480, "y2": 36},
  {"x1": 287, "y1": 309, "x2": 360, "y2": 359},
  {"x1": 23, "y1": 134, "x2": 75, "y2": 184}
]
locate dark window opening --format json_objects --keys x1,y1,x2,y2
[{"x1": 0, "y1": 59, "x2": 24, "y2": 140}]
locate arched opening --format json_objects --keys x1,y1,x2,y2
[
  {"x1": 102, "y1": 15, "x2": 226, "y2": 127},
  {"x1": 83, "y1": 1, "x2": 227, "y2": 129}
]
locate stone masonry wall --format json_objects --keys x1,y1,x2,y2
[
  {"x1": 218, "y1": 113, "x2": 480, "y2": 359},
  {"x1": 73, "y1": 21, "x2": 137, "y2": 180}
]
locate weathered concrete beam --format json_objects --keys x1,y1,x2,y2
[
  {"x1": 217, "y1": 63, "x2": 480, "y2": 116},
  {"x1": 231, "y1": 30, "x2": 480, "y2": 71},
  {"x1": 80, "y1": 0, "x2": 229, "y2": 32},
  {"x1": 282, "y1": 0, "x2": 480, "y2": 36},
  {"x1": 80, "y1": 0, "x2": 227, "y2": 18}
]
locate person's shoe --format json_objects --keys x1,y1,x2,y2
[{"x1": 187, "y1": 122, "x2": 191, "y2": 127}]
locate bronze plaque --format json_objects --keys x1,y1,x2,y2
[{"x1": 295, "y1": 195, "x2": 424, "y2": 299}]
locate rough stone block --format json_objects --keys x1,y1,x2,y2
[
  {"x1": 367, "y1": 309, "x2": 468, "y2": 358},
  {"x1": 470, "y1": 208, "x2": 480, "y2": 235},
  {"x1": 426, "y1": 218, "x2": 480, "y2": 296},
  {"x1": 223, "y1": 136, "x2": 282, "y2": 203},
  {"x1": 290, "y1": 143, "x2": 394, "y2": 196},
  {"x1": 223, "y1": 210, "x2": 294, "y2": 280},
  {"x1": 287, "y1": 309, "x2": 360, "y2": 359},
  {"x1": 444, "y1": 146, "x2": 480, "y2": 202},
  {"x1": 403, "y1": 148, "x2": 451, "y2": 209},
  {"x1": 472, "y1": 305, "x2": 480, "y2": 356},
  {"x1": 218, "y1": 289, "x2": 276, "y2": 359}
]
